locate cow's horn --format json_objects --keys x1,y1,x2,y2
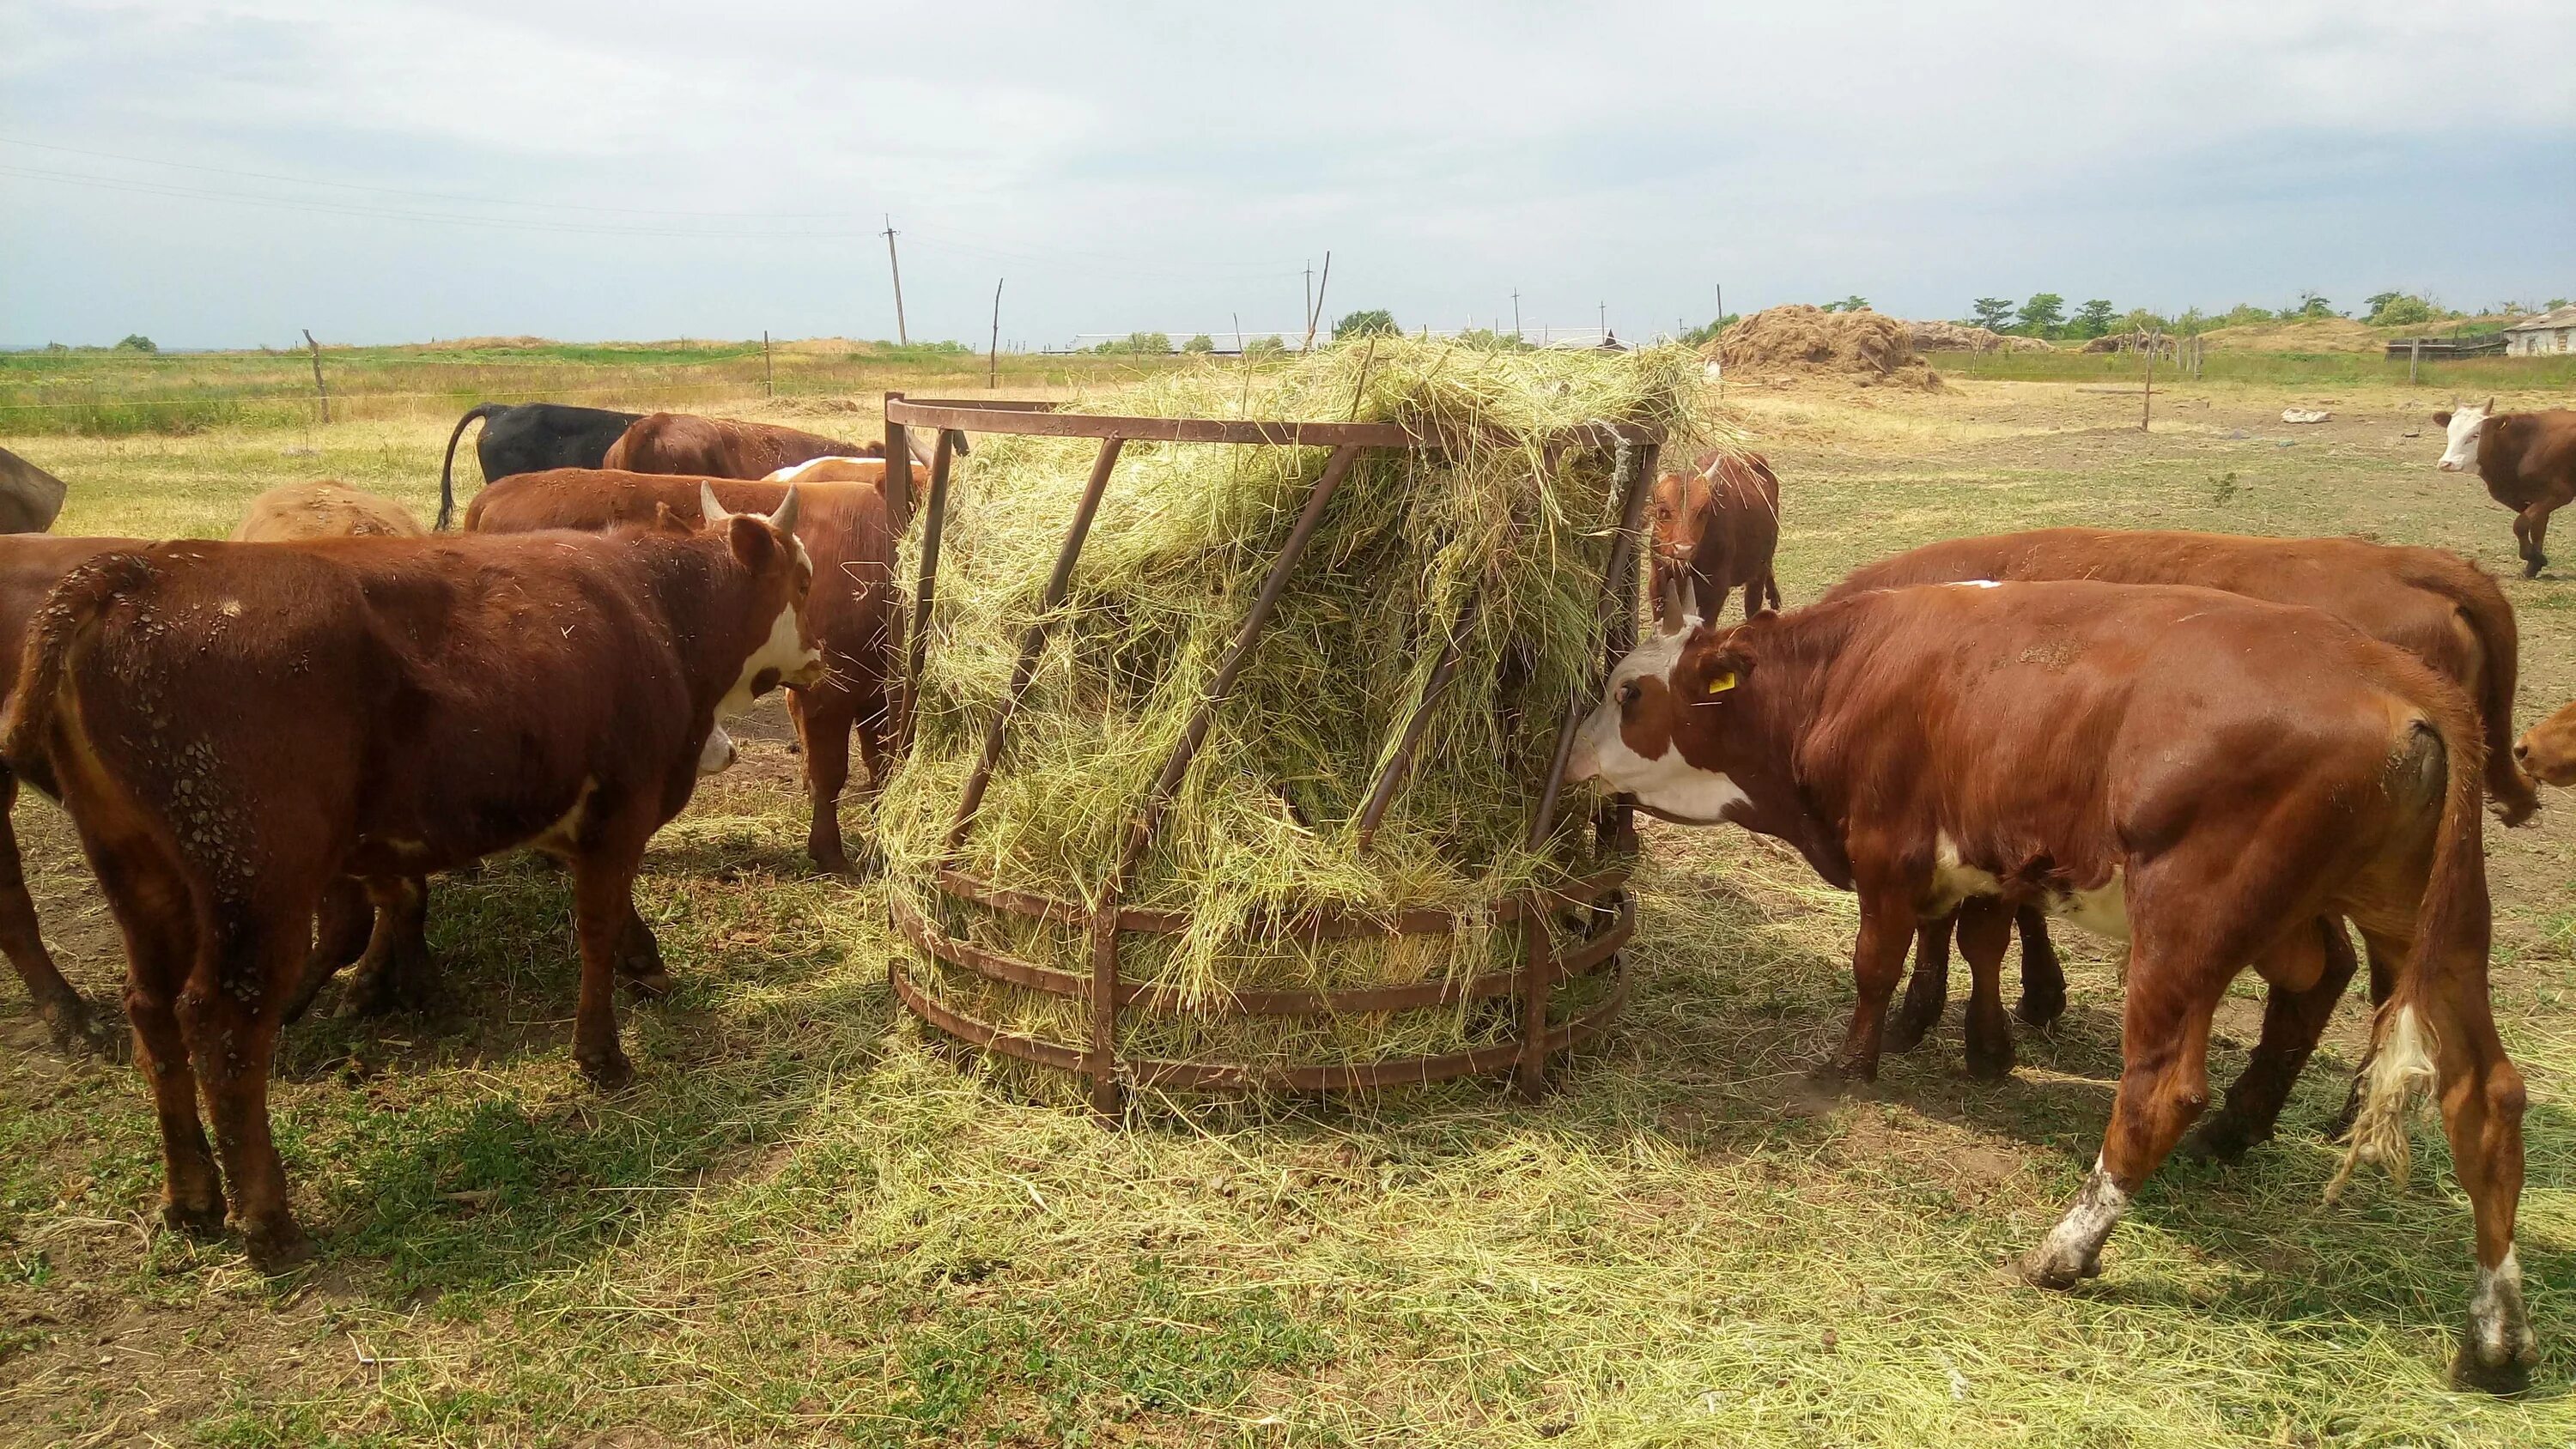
[
  {"x1": 1658, "y1": 574, "x2": 1689, "y2": 634},
  {"x1": 769, "y1": 485, "x2": 799, "y2": 536},
  {"x1": 699, "y1": 482, "x2": 732, "y2": 526}
]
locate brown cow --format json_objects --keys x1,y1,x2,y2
[
  {"x1": 1824, "y1": 528, "x2": 2538, "y2": 1151},
  {"x1": 465, "y1": 470, "x2": 896, "y2": 875},
  {"x1": 2513, "y1": 698, "x2": 2576, "y2": 785},
  {"x1": 1649, "y1": 450, "x2": 1781, "y2": 621},
  {"x1": 603, "y1": 412, "x2": 879, "y2": 480},
  {"x1": 764, "y1": 456, "x2": 888, "y2": 486},
  {"x1": 231, "y1": 479, "x2": 427, "y2": 542},
  {"x1": 2434, "y1": 402, "x2": 2576, "y2": 577},
  {"x1": 0, "y1": 509, "x2": 821, "y2": 1268},
  {"x1": 1567, "y1": 582, "x2": 2533, "y2": 1390}
]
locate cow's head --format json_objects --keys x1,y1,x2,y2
[
  {"x1": 1565, "y1": 579, "x2": 1759, "y2": 824},
  {"x1": 702, "y1": 482, "x2": 826, "y2": 712},
  {"x1": 2433, "y1": 398, "x2": 2494, "y2": 472},
  {"x1": 2515, "y1": 700, "x2": 2576, "y2": 788},
  {"x1": 1649, "y1": 466, "x2": 1713, "y2": 568}
]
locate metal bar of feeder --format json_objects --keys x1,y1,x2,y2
[
  {"x1": 896, "y1": 428, "x2": 958, "y2": 753},
  {"x1": 1515, "y1": 899, "x2": 1556, "y2": 1099},
  {"x1": 1353, "y1": 590, "x2": 1481, "y2": 851},
  {"x1": 1602, "y1": 441, "x2": 1660, "y2": 854},
  {"x1": 1524, "y1": 438, "x2": 1655, "y2": 852},
  {"x1": 884, "y1": 402, "x2": 914, "y2": 532},
  {"x1": 945, "y1": 434, "x2": 1126, "y2": 855}
]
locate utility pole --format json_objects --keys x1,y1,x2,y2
[
  {"x1": 302, "y1": 329, "x2": 330, "y2": 424},
  {"x1": 1305, "y1": 251, "x2": 1332, "y2": 350},
  {"x1": 1303, "y1": 261, "x2": 1314, "y2": 347},
  {"x1": 987, "y1": 278, "x2": 1004, "y2": 388},
  {"x1": 882, "y1": 215, "x2": 909, "y2": 346},
  {"x1": 1511, "y1": 288, "x2": 1522, "y2": 343}
]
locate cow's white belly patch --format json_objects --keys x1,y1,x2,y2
[{"x1": 1929, "y1": 832, "x2": 2130, "y2": 941}]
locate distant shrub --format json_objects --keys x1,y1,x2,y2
[
  {"x1": 1091, "y1": 331, "x2": 1173, "y2": 355},
  {"x1": 2366, "y1": 293, "x2": 2439, "y2": 326},
  {"x1": 1242, "y1": 336, "x2": 1287, "y2": 358},
  {"x1": 114, "y1": 334, "x2": 157, "y2": 353},
  {"x1": 1182, "y1": 334, "x2": 1215, "y2": 354},
  {"x1": 1333, "y1": 309, "x2": 1400, "y2": 341}
]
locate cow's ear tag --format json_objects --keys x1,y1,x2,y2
[{"x1": 1706, "y1": 670, "x2": 1737, "y2": 694}]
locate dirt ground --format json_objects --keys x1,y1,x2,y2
[{"x1": 2, "y1": 373, "x2": 2573, "y2": 1447}]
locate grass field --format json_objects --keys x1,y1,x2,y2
[{"x1": 2, "y1": 351, "x2": 2575, "y2": 1446}]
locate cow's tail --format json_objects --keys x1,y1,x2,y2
[
  {"x1": 2412, "y1": 556, "x2": 2537, "y2": 824},
  {"x1": 437, "y1": 403, "x2": 503, "y2": 531},
  {"x1": 0, "y1": 552, "x2": 154, "y2": 779},
  {"x1": 2326, "y1": 697, "x2": 2487, "y2": 1200}
]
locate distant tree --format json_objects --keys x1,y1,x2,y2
[
  {"x1": 2551, "y1": 297, "x2": 2572, "y2": 310},
  {"x1": 1679, "y1": 313, "x2": 1740, "y2": 347},
  {"x1": 114, "y1": 334, "x2": 157, "y2": 353},
  {"x1": 2218, "y1": 303, "x2": 2275, "y2": 328},
  {"x1": 1091, "y1": 331, "x2": 1173, "y2": 355},
  {"x1": 2015, "y1": 294, "x2": 2066, "y2": 337},
  {"x1": 41, "y1": 342, "x2": 68, "y2": 353},
  {"x1": 2069, "y1": 299, "x2": 2117, "y2": 339},
  {"x1": 2113, "y1": 307, "x2": 2172, "y2": 336},
  {"x1": 1333, "y1": 308, "x2": 1400, "y2": 340},
  {"x1": 1182, "y1": 334, "x2": 1215, "y2": 354},
  {"x1": 2368, "y1": 294, "x2": 2437, "y2": 326},
  {"x1": 1819, "y1": 295, "x2": 1870, "y2": 313},
  {"x1": 2365, "y1": 291, "x2": 2403, "y2": 317},
  {"x1": 2291, "y1": 291, "x2": 2333, "y2": 319},
  {"x1": 1968, "y1": 298, "x2": 2017, "y2": 332},
  {"x1": 1454, "y1": 327, "x2": 1528, "y2": 350},
  {"x1": 1243, "y1": 335, "x2": 1287, "y2": 358},
  {"x1": 2172, "y1": 306, "x2": 2208, "y2": 336}
]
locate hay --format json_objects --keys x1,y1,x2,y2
[
  {"x1": 878, "y1": 339, "x2": 1713, "y2": 1088},
  {"x1": 1710, "y1": 305, "x2": 1945, "y2": 390},
  {"x1": 1907, "y1": 319, "x2": 2053, "y2": 355}
]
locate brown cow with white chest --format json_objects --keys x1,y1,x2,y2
[
  {"x1": 1649, "y1": 450, "x2": 1781, "y2": 622},
  {"x1": 1568, "y1": 580, "x2": 2533, "y2": 1391},
  {"x1": 2434, "y1": 402, "x2": 2576, "y2": 577},
  {"x1": 604, "y1": 412, "x2": 879, "y2": 480},
  {"x1": 1824, "y1": 527, "x2": 2537, "y2": 1155},
  {"x1": 0, "y1": 508, "x2": 820, "y2": 1269},
  {"x1": 465, "y1": 470, "x2": 897, "y2": 875}
]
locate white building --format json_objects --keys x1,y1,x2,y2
[{"x1": 2505, "y1": 305, "x2": 2576, "y2": 356}]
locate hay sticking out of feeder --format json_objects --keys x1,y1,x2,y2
[{"x1": 879, "y1": 339, "x2": 1713, "y2": 1086}]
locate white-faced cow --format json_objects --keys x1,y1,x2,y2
[
  {"x1": 2434, "y1": 401, "x2": 2576, "y2": 577},
  {"x1": 1568, "y1": 581, "x2": 2533, "y2": 1391}
]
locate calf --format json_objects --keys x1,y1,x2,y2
[
  {"x1": 466, "y1": 470, "x2": 897, "y2": 874},
  {"x1": 2513, "y1": 699, "x2": 2576, "y2": 785},
  {"x1": 232, "y1": 479, "x2": 426, "y2": 542},
  {"x1": 1568, "y1": 582, "x2": 2533, "y2": 1390},
  {"x1": 436, "y1": 402, "x2": 644, "y2": 530},
  {"x1": 0, "y1": 506, "x2": 821, "y2": 1268},
  {"x1": 603, "y1": 412, "x2": 878, "y2": 481},
  {"x1": 1649, "y1": 450, "x2": 1781, "y2": 621},
  {"x1": 1826, "y1": 528, "x2": 2537, "y2": 1153},
  {"x1": 2433, "y1": 402, "x2": 2576, "y2": 577}
]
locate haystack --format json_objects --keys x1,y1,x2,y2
[
  {"x1": 878, "y1": 340, "x2": 1712, "y2": 1096},
  {"x1": 1907, "y1": 319, "x2": 2053, "y2": 355},
  {"x1": 1709, "y1": 305, "x2": 1943, "y2": 389}
]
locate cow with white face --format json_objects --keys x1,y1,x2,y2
[{"x1": 2430, "y1": 399, "x2": 2576, "y2": 578}]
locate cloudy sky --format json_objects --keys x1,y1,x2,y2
[{"x1": 4, "y1": 1, "x2": 2570, "y2": 349}]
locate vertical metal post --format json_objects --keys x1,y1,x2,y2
[
  {"x1": 1515, "y1": 898, "x2": 1554, "y2": 1099},
  {"x1": 884, "y1": 397, "x2": 914, "y2": 534},
  {"x1": 1602, "y1": 441, "x2": 1658, "y2": 855},
  {"x1": 896, "y1": 428, "x2": 957, "y2": 752},
  {"x1": 946, "y1": 435, "x2": 1127, "y2": 854},
  {"x1": 1527, "y1": 436, "x2": 1656, "y2": 854}
]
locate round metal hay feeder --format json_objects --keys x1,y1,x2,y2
[{"x1": 881, "y1": 391, "x2": 1662, "y2": 1115}]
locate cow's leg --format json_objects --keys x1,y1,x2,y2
[
  {"x1": 94, "y1": 840, "x2": 222, "y2": 1234},
  {"x1": 1957, "y1": 898, "x2": 2015, "y2": 1080},
  {"x1": 282, "y1": 876, "x2": 372, "y2": 1023},
  {"x1": 2325, "y1": 933, "x2": 2407, "y2": 1141},
  {"x1": 1823, "y1": 894, "x2": 1915, "y2": 1084},
  {"x1": 790, "y1": 685, "x2": 866, "y2": 876},
  {"x1": 615, "y1": 902, "x2": 673, "y2": 1000},
  {"x1": 568, "y1": 848, "x2": 646, "y2": 1091},
  {"x1": 2186, "y1": 917, "x2": 2355, "y2": 1162},
  {"x1": 2014, "y1": 905, "x2": 2068, "y2": 1026},
  {"x1": 186, "y1": 902, "x2": 314, "y2": 1270},
  {"x1": 2425, "y1": 979, "x2": 2537, "y2": 1391},
  {"x1": 2518, "y1": 503, "x2": 2553, "y2": 577},
  {"x1": 2021, "y1": 940, "x2": 2228, "y2": 1288},
  {"x1": 1753, "y1": 571, "x2": 1782, "y2": 617},
  {"x1": 0, "y1": 773, "x2": 114, "y2": 1055},
  {"x1": 332, "y1": 876, "x2": 434, "y2": 1017},
  {"x1": 1886, "y1": 913, "x2": 1953, "y2": 1053}
]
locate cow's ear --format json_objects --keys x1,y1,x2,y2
[
  {"x1": 727, "y1": 512, "x2": 779, "y2": 571},
  {"x1": 1676, "y1": 630, "x2": 1752, "y2": 700},
  {"x1": 2432, "y1": 410, "x2": 2452, "y2": 427}
]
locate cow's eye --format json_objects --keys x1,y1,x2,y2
[{"x1": 1616, "y1": 680, "x2": 1641, "y2": 706}]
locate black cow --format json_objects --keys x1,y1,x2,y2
[{"x1": 436, "y1": 403, "x2": 643, "y2": 530}]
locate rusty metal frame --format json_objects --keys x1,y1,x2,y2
[{"x1": 882, "y1": 391, "x2": 1659, "y2": 1113}]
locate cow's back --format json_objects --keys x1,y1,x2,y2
[
  {"x1": 605, "y1": 414, "x2": 870, "y2": 479},
  {"x1": 2479, "y1": 409, "x2": 2576, "y2": 507},
  {"x1": 232, "y1": 479, "x2": 427, "y2": 542},
  {"x1": 0, "y1": 536, "x2": 137, "y2": 713},
  {"x1": 478, "y1": 403, "x2": 641, "y2": 482}
]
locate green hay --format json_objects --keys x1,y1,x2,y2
[{"x1": 878, "y1": 339, "x2": 1715, "y2": 1080}]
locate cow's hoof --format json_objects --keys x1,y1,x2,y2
[
  {"x1": 2524, "y1": 557, "x2": 2546, "y2": 580},
  {"x1": 579, "y1": 1051, "x2": 635, "y2": 1094},
  {"x1": 2179, "y1": 1114, "x2": 2264, "y2": 1165},
  {"x1": 161, "y1": 1197, "x2": 227, "y2": 1238},
  {"x1": 240, "y1": 1219, "x2": 314, "y2": 1274},
  {"x1": 2015, "y1": 987, "x2": 2067, "y2": 1028},
  {"x1": 2451, "y1": 1342, "x2": 2536, "y2": 1397},
  {"x1": 2493, "y1": 790, "x2": 2543, "y2": 828},
  {"x1": 1810, "y1": 1057, "x2": 1879, "y2": 1092},
  {"x1": 807, "y1": 840, "x2": 853, "y2": 877},
  {"x1": 47, "y1": 997, "x2": 125, "y2": 1059},
  {"x1": 1963, "y1": 1039, "x2": 2016, "y2": 1082},
  {"x1": 1884, "y1": 1004, "x2": 1938, "y2": 1054},
  {"x1": 622, "y1": 969, "x2": 677, "y2": 1002},
  {"x1": 2016, "y1": 1246, "x2": 2100, "y2": 1290}
]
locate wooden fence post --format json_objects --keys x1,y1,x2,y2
[
  {"x1": 2410, "y1": 337, "x2": 2422, "y2": 385},
  {"x1": 764, "y1": 330, "x2": 775, "y2": 399},
  {"x1": 302, "y1": 329, "x2": 330, "y2": 425},
  {"x1": 2141, "y1": 331, "x2": 2155, "y2": 432}
]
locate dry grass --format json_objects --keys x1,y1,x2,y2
[{"x1": 0, "y1": 358, "x2": 2572, "y2": 1446}]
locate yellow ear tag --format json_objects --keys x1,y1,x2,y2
[{"x1": 1706, "y1": 670, "x2": 1737, "y2": 694}]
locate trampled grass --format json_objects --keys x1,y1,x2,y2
[{"x1": 0, "y1": 357, "x2": 2573, "y2": 1446}]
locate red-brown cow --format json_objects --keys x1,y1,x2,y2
[
  {"x1": 1567, "y1": 581, "x2": 2533, "y2": 1391},
  {"x1": 1649, "y1": 450, "x2": 1781, "y2": 621},
  {"x1": 0, "y1": 510, "x2": 821, "y2": 1268},
  {"x1": 2434, "y1": 402, "x2": 2576, "y2": 577},
  {"x1": 603, "y1": 412, "x2": 879, "y2": 480},
  {"x1": 2515, "y1": 698, "x2": 2576, "y2": 785},
  {"x1": 1823, "y1": 528, "x2": 2537, "y2": 1153},
  {"x1": 465, "y1": 470, "x2": 896, "y2": 875}
]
